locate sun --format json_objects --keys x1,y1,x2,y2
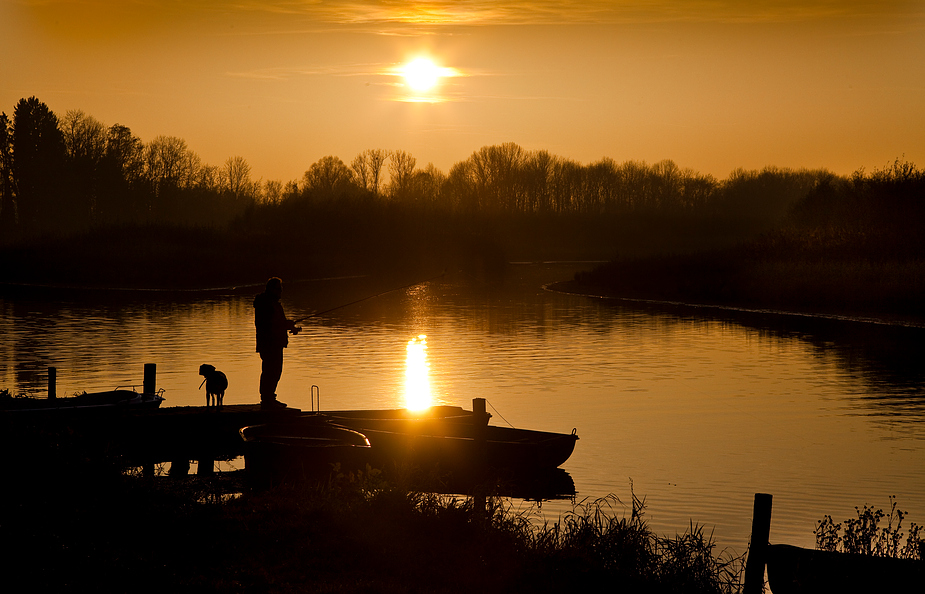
[{"x1": 402, "y1": 58, "x2": 441, "y2": 92}]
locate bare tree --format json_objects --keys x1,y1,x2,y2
[
  {"x1": 223, "y1": 155, "x2": 253, "y2": 201},
  {"x1": 302, "y1": 155, "x2": 355, "y2": 198},
  {"x1": 263, "y1": 179, "x2": 283, "y2": 205},
  {"x1": 197, "y1": 164, "x2": 222, "y2": 193},
  {"x1": 388, "y1": 150, "x2": 416, "y2": 200},
  {"x1": 144, "y1": 135, "x2": 198, "y2": 196},
  {"x1": 351, "y1": 148, "x2": 390, "y2": 197}
]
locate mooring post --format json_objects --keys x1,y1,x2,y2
[
  {"x1": 143, "y1": 363, "x2": 156, "y2": 394},
  {"x1": 48, "y1": 366, "x2": 56, "y2": 399},
  {"x1": 471, "y1": 398, "x2": 489, "y2": 517},
  {"x1": 744, "y1": 492, "x2": 773, "y2": 594},
  {"x1": 169, "y1": 459, "x2": 190, "y2": 478},
  {"x1": 471, "y1": 397, "x2": 489, "y2": 454},
  {"x1": 198, "y1": 458, "x2": 215, "y2": 476}
]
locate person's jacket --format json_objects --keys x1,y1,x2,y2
[{"x1": 254, "y1": 291, "x2": 290, "y2": 352}]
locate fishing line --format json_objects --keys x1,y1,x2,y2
[{"x1": 292, "y1": 269, "x2": 448, "y2": 324}]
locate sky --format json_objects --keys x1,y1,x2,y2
[{"x1": 2, "y1": 1, "x2": 924, "y2": 184}]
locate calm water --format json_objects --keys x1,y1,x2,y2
[{"x1": 3, "y1": 263, "x2": 924, "y2": 554}]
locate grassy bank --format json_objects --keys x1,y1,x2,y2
[
  {"x1": 1, "y1": 458, "x2": 745, "y2": 593},
  {"x1": 559, "y1": 251, "x2": 925, "y2": 325}
]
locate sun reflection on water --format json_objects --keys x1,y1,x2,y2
[{"x1": 404, "y1": 335, "x2": 432, "y2": 411}]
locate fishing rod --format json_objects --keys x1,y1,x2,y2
[{"x1": 291, "y1": 269, "x2": 448, "y2": 324}]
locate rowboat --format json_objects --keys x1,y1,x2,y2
[
  {"x1": 766, "y1": 544, "x2": 925, "y2": 593},
  {"x1": 239, "y1": 418, "x2": 372, "y2": 486},
  {"x1": 0, "y1": 389, "x2": 165, "y2": 413},
  {"x1": 320, "y1": 411, "x2": 579, "y2": 474}
]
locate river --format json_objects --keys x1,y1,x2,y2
[{"x1": 2, "y1": 262, "x2": 924, "y2": 555}]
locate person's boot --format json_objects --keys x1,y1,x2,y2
[{"x1": 260, "y1": 394, "x2": 287, "y2": 409}]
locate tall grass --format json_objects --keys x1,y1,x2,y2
[
  {"x1": 815, "y1": 496, "x2": 924, "y2": 560},
  {"x1": 2, "y1": 452, "x2": 746, "y2": 593}
]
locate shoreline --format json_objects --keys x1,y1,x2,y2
[{"x1": 547, "y1": 280, "x2": 925, "y2": 329}]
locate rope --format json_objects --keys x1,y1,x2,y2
[{"x1": 486, "y1": 399, "x2": 515, "y2": 428}]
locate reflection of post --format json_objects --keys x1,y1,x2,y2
[
  {"x1": 744, "y1": 492, "x2": 773, "y2": 594},
  {"x1": 48, "y1": 366, "x2": 56, "y2": 399}
]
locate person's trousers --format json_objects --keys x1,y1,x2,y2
[{"x1": 259, "y1": 349, "x2": 284, "y2": 401}]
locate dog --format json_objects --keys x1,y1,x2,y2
[{"x1": 198, "y1": 364, "x2": 228, "y2": 408}]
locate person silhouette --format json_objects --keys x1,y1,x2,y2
[{"x1": 253, "y1": 277, "x2": 301, "y2": 408}]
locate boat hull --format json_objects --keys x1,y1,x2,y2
[
  {"x1": 767, "y1": 544, "x2": 924, "y2": 594},
  {"x1": 318, "y1": 411, "x2": 579, "y2": 473},
  {"x1": 1, "y1": 390, "x2": 164, "y2": 413},
  {"x1": 240, "y1": 419, "x2": 371, "y2": 487}
]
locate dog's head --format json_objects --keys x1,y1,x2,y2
[{"x1": 199, "y1": 363, "x2": 216, "y2": 376}]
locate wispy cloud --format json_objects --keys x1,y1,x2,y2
[{"x1": 231, "y1": 1, "x2": 921, "y2": 26}]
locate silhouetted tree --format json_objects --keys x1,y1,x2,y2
[
  {"x1": 302, "y1": 155, "x2": 355, "y2": 199},
  {"x1": 522, "y1": 149, "x2": 556, "y2": 213},
  {"x1": 0, "y1": 112, "x2": 14, "y2": 234},
  {"x1": 405, "y1": 163, "x2": 446, "y2": 205},
  {"x1": 351, "y1": 149, "x2": 389, "y2": 197},
  {"x1": 262, "y1": 179, "x2": 283, "y2": 205},
  {"x1": 388, "y1": 150, "x2": 416, "y2": 201},
  {"x1": 144, "y1": 135, "x2": 201, "y2": 220},
  {"x1": 223, "y1": 156, "x2": 255, "y2": 203},
  {"x1": 12, "y1": 97, "x2": 66, "y2": 233},
  {"x1": 99, "y1": 123, "x2": 145, "y2": 224},
  {"x1": 61, "y1": 109, "x2": 107, "y2": 226}
]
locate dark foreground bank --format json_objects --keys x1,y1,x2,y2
[{"x1": 1, "y1": 456, "x2": 744, "y2": 594}]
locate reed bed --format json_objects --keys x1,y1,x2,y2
[{"x1": 1, "y1": 457, "x2": 746, "y2": 593}]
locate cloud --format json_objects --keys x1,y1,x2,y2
[
  {"x1": 240, "y1": 1, "x2": 921, "y2": 26},
  {"x1": 16, "y1": 0, "x2": 923, "y2": 44}
]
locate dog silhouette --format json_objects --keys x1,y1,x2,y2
[{"x1": 198, "y1": 364, "x2": 228, "y2": 408}]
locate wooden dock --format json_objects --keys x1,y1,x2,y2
[{"x1": 4, "y1": 403, "x2": 303, "y2": 478}]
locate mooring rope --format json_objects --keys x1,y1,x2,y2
[{"x1": 486, "y1": 399, "x2": 515, "y2": 428}]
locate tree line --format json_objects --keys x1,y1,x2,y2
[{"x1": 0, "y1": 95, "x2": 897, "y2": 242}]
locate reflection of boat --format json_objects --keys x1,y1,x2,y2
[
  {"x1": 0, "y1": 389, "x2": 165, "y2": 413},
  {"x1": 766, "y1": 544, "x2": 925, "y2": 593},
  {"x1": 239, "y1": 419, "x2": 371, "y2": 486}
]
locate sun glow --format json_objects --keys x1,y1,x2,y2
[
  {"x1": 404, "y1": 335, "x2": 432, "y2": 411},
  {"x1": 402, "y1": 58, "x2": 441, "y2": 91},
  {"x1": 395, "y1": 57, "x2": 462, "y2": 100}
]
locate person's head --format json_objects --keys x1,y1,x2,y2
[{"x1": 266, "y1": 277, "x2": 282, "y2": 299}]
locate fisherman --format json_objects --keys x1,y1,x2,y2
[{"x1": 254, "y1": 277, "x2": 301, "y2": 408}]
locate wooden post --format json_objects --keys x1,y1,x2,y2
[
  {"x1": 744, "y1": 493, "x2": 773, "y2": 594},
  {"x1": 198, "y1": 458, "x2": 215, "y2": 476},
  {"x1": 169, "y1": 459, "x2": 190, "y2": 478},
  {"x1": 143, "y1": 363, "x2": 156, "y2": 394},
  {"x1": 471, "y1": 398, "x2": 488, "y2": 517},
  {"x1": 48, "y1": 366, "x2": 56, "y2": 399}
]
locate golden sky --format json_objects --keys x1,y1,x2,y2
[{"x1": 2, "y1": 1, "x2": 923, "y2": 182}]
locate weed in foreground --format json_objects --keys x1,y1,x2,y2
[{"x1": 814, "y1": 496, "x2": 924, "y2": 559}]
